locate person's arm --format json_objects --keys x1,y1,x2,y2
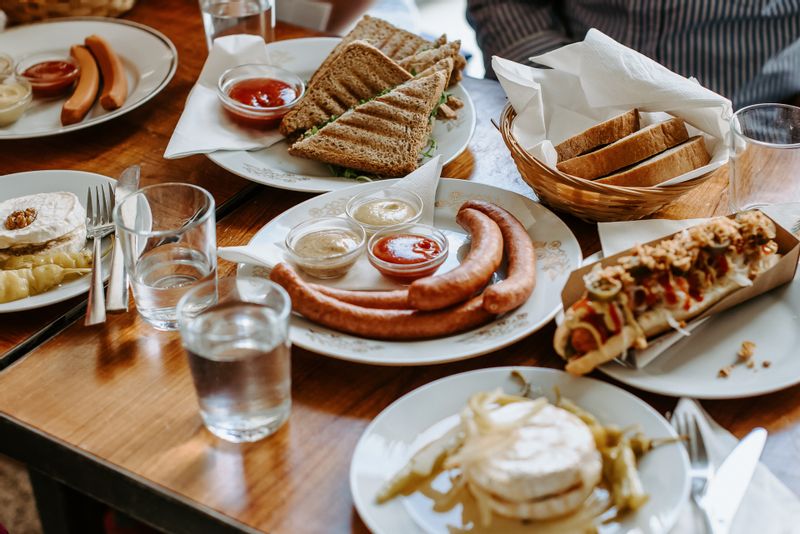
[
  {"x1": 324, "y1": 0, "x2": 375, "y2": 34},
  {"x1": 467, "y1": 0, "x2": 572, "y2": 77}
]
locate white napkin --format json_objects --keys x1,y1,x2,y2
[
  {"x1": 597, "y1": 205, "x2": 800, "y2": 367},
  {"x1": 164, "y1": 35, "x2": 285, "y2": 159},
  {"x1": 218, "y1": 156, "x2": 445, "y2": 290},
  {"x1": 492, "y1": 28, "x2": 733, "y2": 186},
  {"x1": 670, "y1": 398, "x2": 800, "y2": 533}
]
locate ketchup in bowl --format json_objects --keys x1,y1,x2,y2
[
  {"x1": 217, "y1": 65, "x2": 305, "y2": 129},
  {"x1": 19, "y1": 58, "x2": 80, "y2": 97},
  {"x1": 373, "y1": 235, "x2": 442, "y2": 264},
  {"x1": 367, "y1": 225, "x2": 449, "y2": 282}
]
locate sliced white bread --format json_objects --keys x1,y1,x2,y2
[
  {"x1": 557, "y1": 118, "x2": 689, "y2": 179},
  {"x1": 279, "y1": 41, "x2": 412, "y2": 139},
  {"x1": 555, "y1": 109, "x2": 640, "y2": 162},
  {"x1": 288, "y1": 71, "x2": 447, "y2": 177},
  {"x1": 596, "y1": 136, "x2": 711, "y2": 187}
]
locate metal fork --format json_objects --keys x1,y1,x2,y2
[
  {"x1": 672, "y1": 409, "x2": 716, "y2": 533},
  {"x1": 84, "y1": 183, "x2": 116, "y2": 326}
]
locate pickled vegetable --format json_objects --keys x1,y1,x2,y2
[
  {"x1": 0, "y1": 265, "x2": 90, "y2": 303},
  {"x1": 2, "y1": 249, "x2": 93, "y2": 270}
]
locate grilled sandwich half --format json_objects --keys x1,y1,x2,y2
[
  {"x1": 288, "y1": 70, "x2": 448, "y2": 177},
  {"x1": 279, "y1": 41, "x2": 412, "y2": 139}
]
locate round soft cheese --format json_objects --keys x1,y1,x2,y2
[
  {"x1": 466, "y1": 403, "x2": 601, "y2": 503},
  {"x1": 0, "y1": 192, "x2": 85, "y2": 248}
]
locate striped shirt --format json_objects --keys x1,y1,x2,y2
[{"x1": 467, "y1": 0, "x2": 800, "y2": 108}]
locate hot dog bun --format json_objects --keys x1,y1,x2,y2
[
  {"x1": 61, "y1": 45, "x2": 100, "y2": 126},
  {"x1": 85, "y1": 34, "x2": 127, "y2": 111}
]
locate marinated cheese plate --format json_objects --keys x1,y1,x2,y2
[
  {"x1": 0, "y1": 170, "x2": 114, "y2": 313},
  {"x1": 207, "y1": 38, "x2": 477, "y2": 193},
  {"x1": 350, "y1": 367, "x2": 690, "y2": 534},
  {"x1": 238, "y1": 179, "x2": 581, "y2": 365},
  {"x1": 0, "y1": 18, "x2": 177, "y2": 140}
]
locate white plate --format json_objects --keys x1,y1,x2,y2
[
  {"x1": 350, "y1": 366, "x2": 690, "y2": 534},
  {"x1": 601, "y1": 271, "x2": 800, "y2": 399},
  {"x1": 0, "y1": 17, "x2": 177, "y2": 140},
  {"x1": 239, "y1": 179, "x2": 581, "y2": 365},
  {"x1": 207, "y1": 37, "x2": 477, "y2": 193},
  {"x1": 0, "y1": 170, "x2": 114, "y2": 313}
]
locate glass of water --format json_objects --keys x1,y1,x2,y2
[
  {"x1": 200, "y1": 0, "x2": 276, "y2": 50},
  {"x1": 113, "y1": 183, "x2": 217, "y2": 331},
  {"x1": 729, "y1": 103, "x2": 800, "y2": 211},
  {"x1": 177, "y1": 276, "x2": 291, "y2": 443}
]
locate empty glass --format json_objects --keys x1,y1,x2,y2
[
  {"x1": 199, "y1": 0, "x2": 276, "y2": 50},
  {"x1": 729, "y1": 103, "x2": 800, "y2": 211},
  {"x1": 177, "y1": 276, "x2": 291, "y2": 443},
  {"x1": 114, "y1": 183, "x2": 216, "y2": 331}
]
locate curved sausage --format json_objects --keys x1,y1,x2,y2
[
  {"x1": 61, "y1": 45, "x2": 100, "y2": 126},
  {"x1": 85, "y1": 34, "x2": 128, "y2": 110},
  {"x1": 310, "y1": 284, "x2": 413, "y2": 309},
  {"x1": 271, "y1": 263, "x2": 495, "y2": 340},
  {"x1": 461, "y1": 200, "x2": 537, "y2": 314},
  {"x1": 408, "y1": 208, "x2": 503, "y2": 311}
]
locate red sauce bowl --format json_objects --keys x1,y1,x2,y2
[
  {"x1": 16, "y1": 55, "x2": 80, "y2": 98},
  {"x1": 367, "y1": 224, "x2": 449, "y2": 282},
  {"x1": 217, "y1": 64, "x2": 305, "y2": 129}
]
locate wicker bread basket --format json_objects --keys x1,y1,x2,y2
[
  {"x1": 499, "y1": 104, "x2": 717, "y2": 222},
  {"x1": 0, "y1": 0, "x2": 136, "y2": 23}
]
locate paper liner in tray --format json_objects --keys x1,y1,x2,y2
[{"x1": 560, "y1": 212, "x2": 800, "y2": 367}]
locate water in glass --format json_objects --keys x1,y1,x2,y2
[{"x1": 201, "y1": 0, "x2": 274, "y2": 49}]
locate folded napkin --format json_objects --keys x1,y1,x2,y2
[
  {"x1": 164, "y1": 35, "x2": 285, "y2": 159},
  {"x1": 597, "y1": 205, "x2": 800, "y2": 367},
  {"x1": 492, "y1": 29, "x2": 732, "y2": 186},
  {"x1": 670, "y1": 398, "x2": 800, "y2": 533}
]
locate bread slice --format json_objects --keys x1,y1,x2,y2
[
  {"x1": 309, "y1": 15, "x2": 432, "y2": 87},
  {"x1": 596, "y1": 136, "x2": 711, "y2": 187},
  {"x1": 416, "y1": 56, "x2": 455, "y2": 87},
  {"x1": 289, "y1": 71, "x2": 448, "y2": 176},
  {"x1": 399, "y1": 41, "x2": 463, "y2": 87},
  {"x1": 555, "y1": 110, "x2": 640, "y2": 162},
  {"x1": 557, "y1": 118, "x2": 689, "y2": 179},
  {"x1": 279, "y1": 41, "x2": 412, "y2": 139}
]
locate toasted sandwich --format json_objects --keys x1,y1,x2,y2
[
  {"x1": 279, "y1": 41, "x2": 412, "y2": 139},
  {"x1": 288, "y1": 71, "x2": 448, "y2": 177},
  {"x1": 399, "y1": 40, "x2": 465, "y2": 87}
]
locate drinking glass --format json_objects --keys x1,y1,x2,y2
[
  {"x1": 729, "y1": 103, "x2": 800, "y2": 212},
  {"x1": 177, "y1": 276, "x2": 291, "y2": 442},
  {"x1": 113, "y1": 183, "x2": 217, "y2": 331},
  {"x1": 199, "y1": 0, "x2": 276, "y2": 50}
]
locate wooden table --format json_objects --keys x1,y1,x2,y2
[{"x1": 1, "y1": 2, "x2": 798, "y2": 533}]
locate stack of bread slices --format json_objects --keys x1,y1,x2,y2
[{"x1": 554, "y1": 110, "x2": 711, "y2": 187}]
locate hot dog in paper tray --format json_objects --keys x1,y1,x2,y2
[{"x1": 554, "y1": 210, "x2": 800, "y2": 375}]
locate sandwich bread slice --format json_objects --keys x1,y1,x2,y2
[
  {"x1": 398, "y1": 40, "x2": 465, "y2": 87},
  {"x1": 555, "y1": 109, "x2": 640, "y2": 162},
  {"x1": 288, "y1": 71, "x2": 448, "y2": 176},
  {"x1": 557, "y1": 118, "x2": 689, "y2": 179},
  {"x1": 279, "y1": 41, "x2": 412, "y2": 139},
  {"x1": 309, "y1": 15, "x2": 432, "y2": 86},
  {"x1": 596, "y1": 136, "x2": 710, "y2": 187}
]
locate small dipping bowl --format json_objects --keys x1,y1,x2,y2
[
  {"x1": 285, "y1": 216, "x2": 366, "y2": 279},
  {"x1": 217, "y1": 64, "x2": 305, "y2": 129},
  {"x1": 345, "y1": 188, "x2": 423, "y2": 235},
  {"x1": 0, "y1": 76, "x2": 33, "y2": 127},
  {"x1": 367, "y1": 223, "x2": 449, "y2": 282},
  {"x1": 0, "y1": 53, "x2": 14, "y2": 78},
  {"x1": 16, "y1": 54, "x2": 80, "y2": 97}
]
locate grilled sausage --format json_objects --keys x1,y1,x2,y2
[{"x1": 310, "y1": 284, "x2": 413, "y2": 310}]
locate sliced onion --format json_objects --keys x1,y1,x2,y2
[{"x1": 665, "y1": 313, "x2": 691, "y2": 337}]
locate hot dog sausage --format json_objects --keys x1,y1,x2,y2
[
  {"x1": 461, "y1": 200, "x2": 537, "y2": 314},
  {"x1": 271, "y1": 263, "x2": 495, "y2": 340},
  {"x1": 408, "y1": 208, "x2": 503, "y2": 311},
  {"x1": 310, "y1": 284, "x2": 413, "y2": 309},
  {"x1": 61, "y1": 45, "x2": 100, "y2": 126},
  {"x1": 85, "y1": 34, "x2": 127, "y2": 111}
]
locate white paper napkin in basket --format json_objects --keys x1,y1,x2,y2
[
  {"x1": 492, "y1": 29, "x2": 733, "y2": 187},
  {"x1": 670, "y1": 398, "x2": 800, "y2": 533},
  {"x1": 164, "y1": 35, "x2": 285, "y2": 159},
  {"x1": 597, "y1": 204, "x2": 800, "y2": 367}
]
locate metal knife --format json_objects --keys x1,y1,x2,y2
[
  {"x1": 105, "y1": 165, "x2": 140, "y2": 313},
  {"x1": 701, "y1": 427, "x2": 767, "y2": 534}
]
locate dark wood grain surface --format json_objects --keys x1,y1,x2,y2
[{"x1": 1, "y1": 1, "x2": 798, "y2": 533}]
